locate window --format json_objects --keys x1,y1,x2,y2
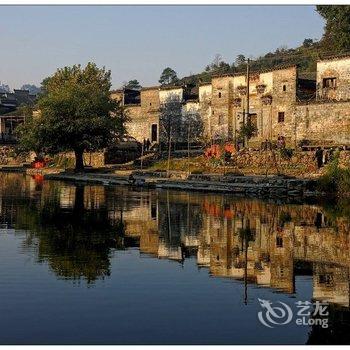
[
  {"x1": 276, "y1": 236, "x2": 283, "y2": 248},
  {"x1": 149, "y1": 102, "x2": 152, "y2": 106},
  {"x1": 283, "y1": 85, "x2": 287, "y2": 92},
  {"x1": 151, "y1": 204, "x2": 157, "y2": 220},
  {"x1": 278, "y1": 112, "x2": 285, "y2": 123},
  {"x1": 218, "y1": 92, "x2": 222, "y2": 98},
  {"x1": 319, "y1": 274, "x2": 334, "y2": 287},
  {"x1": 323, "y1": 77, "x2": 337, "y2": 88},
  {"x1": 151, "y1": 124, "x2": 158, "y2": 142}
]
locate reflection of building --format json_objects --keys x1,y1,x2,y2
[
  {"x1": 7, "y1": 174, "x2": 350, "y2": 308},
  {"x1": 114, "y1": 190, "x2": 350, "y2": 308},
  {"x1": 313, "y1": 264, "x2": 350, "y2": 307}
]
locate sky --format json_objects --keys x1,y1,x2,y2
[{"x1": 0, "y1": 5, "x2": 325, "y2": 90}]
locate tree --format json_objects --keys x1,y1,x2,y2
[
  {"x1": 302, "y1": 38, "x2": 314, "y2": 48},
  {"x1": 124, "y1": 79, "x2": 141, "y2": 90},
  {"x1": 237, "y1": 118, "x2": 257, "y2": 145},
  {"x1": 205, "y1": 54, "x2": 232, "y2": 74},
  {"x1": 182, "y1": 107, "x2": 204, "y2": 173},
  {"x1": 17, "y1": 63, "x2": 128, "y2": 172},
  {"x1": 21, "y1": 84, "x2": 41, "y2": 95},
  {"x1": 16, "y1": 184, "x2": 124, "y2": 283},
  {"x1": 235, "y1": 54, "x2": 246, "y2": 67},
  {"x1": 316, "y1": 5, "x2": 350, "y2": 53},
  {"x1": 159, "y1": 67, "x2": 179, "y2": 86},
  {"x1": 159, "y1": 94, "x2": 183, "y2": 175},
  {"x1": 212, "y1": 53, "x2": 223, "y2": 68}
]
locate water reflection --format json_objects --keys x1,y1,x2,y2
[{"x1": 1, "y1": 173, "x2": 350, "y2": 343}]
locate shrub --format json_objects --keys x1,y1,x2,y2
[
  {"x1": 279, "y1": 147, "x2": 293, "y2": 160},
  {"x1": 317, "y1": 151, "x2": 350, "y2": 196}
]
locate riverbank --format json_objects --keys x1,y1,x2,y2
[{"x1": 42, "y1": 170, "x2": 321, "y2": 200}]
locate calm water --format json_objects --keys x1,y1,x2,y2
[{"x1": 0, "y1": 173, "x2": 350, "y2": 344}]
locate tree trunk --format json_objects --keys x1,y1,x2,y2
[
  {"x1": 74, "y1": 149, "x2": 84, "y2": 172},
  {"x1": 73, "y1": 185, "x2": 85, "y2": 214},
  {"x1": 187, "y1": 125, "x2": 191, "y2": 174},
  {"x1": 167, "y1": 132, "x2": 172, "y2": 178}
]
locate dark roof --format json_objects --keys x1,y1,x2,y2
[
  {"x1": 198, "y1": 82, "x2": 212, "y2": 87},
  {"x1": 212, "y1": 64, "x2": 297, "y2": 79},
  {"x1": 141, "y1": 86, "x2": 160, "y2": 91},
  {"x1": 159, "y1": 85, "x2": 184, "y2": 91},
  {"x1": 318, "y1": 53, "x2": 350, "y2": 62}
]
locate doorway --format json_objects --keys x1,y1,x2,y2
[
  {"x1": 151, "y1": 124, "x2": 158, "y2": 142},
  {"x1": 248, "y1": 113, "x2": 258, "y2": 136}
]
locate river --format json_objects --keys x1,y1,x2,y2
[{"x1": 0, "y1": 173, "x2": 349, "y2": 345}]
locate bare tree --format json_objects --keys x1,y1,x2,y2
[
  {"x1": 159, "y1": 94, "x2": 183, "y2": 176},
  {"x1": 182, "y1": 107, "x2": 204, "y2": 173}
]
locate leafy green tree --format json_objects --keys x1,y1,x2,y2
[
  {"x1": 124, "y1": 79, "x2": 141, "y2": 90},
  {"x1": 237, "y1": 118, "x2": 257, "y2": 144},
  {"x1": 317, "y1": 5, "x2": 350, "y2": 53},
  {"x1": 303, "y1": 38, "x2": 314, "y2": 48},
  {"x1": 235, "y1": 54, "x2": 246, "y2": 67},
  {"x1": 17, "y1": 63, "x2": 128, "y2": 171},
  {"x1": 159, "y1": 67, "x2": 179, "y2": 85}
]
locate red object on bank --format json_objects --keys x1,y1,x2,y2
[
  {"x1": 204, "y1": 143, "x2": 236, "y2": 159},
  {"x1": 33, "y1": 161, "x2": 45, "y2": 168}
]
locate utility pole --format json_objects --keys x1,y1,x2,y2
[{"x1": 245, "y1": 58, "x2": 250, "y2": 148}]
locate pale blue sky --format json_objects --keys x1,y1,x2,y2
[{"x1": 0, "y1": 5, "x2": 324, "y2": 90}]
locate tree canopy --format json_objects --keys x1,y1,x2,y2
[
  {"x1": 17, "y1": 62, "x2": 128, "y2": 171},
  {"x1": 124, "y1": 79, "x2": 141, "y2": 90},
  {"x1": 317, "y1": 5, "x2": 350, "y2": 53},
  {"x1": 159, "y1": 67, "x2": 179, "y2": 85}
]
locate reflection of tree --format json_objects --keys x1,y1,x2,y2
[
  {"x1": 18, "y1": 186, "x2": 125, "y2": 284},
  {"x1": 158, "y1": 192, "x2": 203, "y2": 248}
]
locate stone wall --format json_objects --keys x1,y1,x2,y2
[
  {"x1": 231, "y1": 149, "x2": 350, "y2": 174},
  {"x1": 211, "y1": 75, "x2": 231, "y2": 138},
  {"x1": 125, "y1": 105, "x2": 144, "y2": 142},
  {"x1": 294, "y1": 100, "x2": 350, "y2": 145},
  {"x1": 0, "y1": 146, "x2": 30, "y2": 165},
  {"x1": 199, "y1": 83, "x2": 212, "y2": 139},
  {"x1": 140, "y1": 87, "x2": 160, "y2": 143},
  {"x1": 56, "y1": 151, "x2": 105, "y2": 168},
  {"x1": 231, "y1": 149, "x2": 318, "y2": 173}
]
